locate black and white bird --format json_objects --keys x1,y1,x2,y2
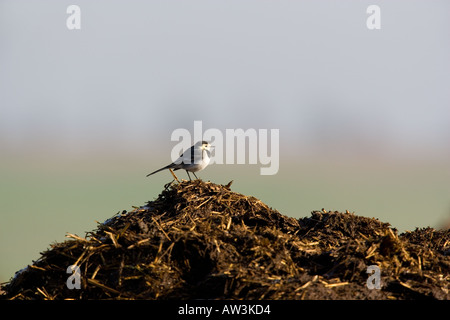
[{"x1": 146, "y1": 141, "x2": 212, "y2": 180}]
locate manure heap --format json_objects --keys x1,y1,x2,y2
[{"x1": 2, "y1": 180, "x2": 449, "y2": 300}]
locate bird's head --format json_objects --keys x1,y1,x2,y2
[{"x1": 200, "y1": 141, "x2": 212, "y2": 151}]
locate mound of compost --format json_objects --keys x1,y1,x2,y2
[{"x1": 1, "y1": 180, "x2": 449, "y2": 300}]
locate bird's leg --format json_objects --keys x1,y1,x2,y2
[
  {"x1": 192, "y1": 172, "x2": 199, "y2": 180},
  {"x1": 169, "y1": 169, "x2": 180, "y2": 183},
  {"x1": 186, "y1": 170, "x2": 192, "y2": 181}
]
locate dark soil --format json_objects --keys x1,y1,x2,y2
[{"x1": 1, "y1": 180, "x2": 449, "y2": 300}]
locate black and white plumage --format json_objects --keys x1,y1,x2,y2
[{"x1": 146, "y1": 141, "x2": 212, "y2": 180}]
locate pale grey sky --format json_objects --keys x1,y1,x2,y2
[{"x1": 1, "y1": 0, "x2": 449, "y2": 159}]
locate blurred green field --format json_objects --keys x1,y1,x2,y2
[{"x1": 1, "y1": 154, "x2": 449, "y2": 284}]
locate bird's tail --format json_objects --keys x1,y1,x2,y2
[{"x1": 146, "y1": 164, "x2": 173, "y2": 177}]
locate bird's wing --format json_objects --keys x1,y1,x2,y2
[{"x1": 178, "y1": 145, "x2": 202, "y2": 165}]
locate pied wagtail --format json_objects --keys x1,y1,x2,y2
[{"x1": 146, "y1": 141, "x2": 212, "y2": 181}]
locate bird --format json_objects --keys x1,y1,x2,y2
[{"x1": 146, "y1": 141, "x2": 212, "y2": 181}]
